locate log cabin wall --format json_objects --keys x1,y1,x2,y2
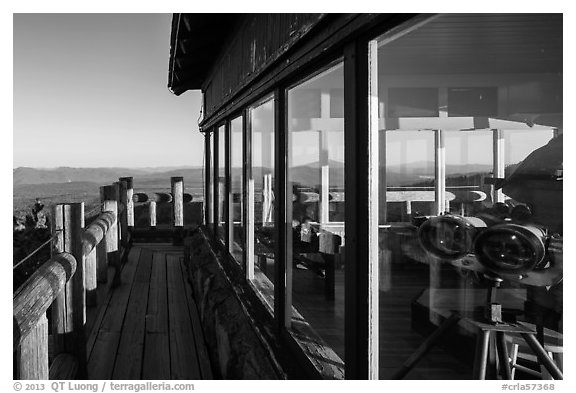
[
  {"x1": 170, "y1": 14, "x2": 325, "y2": 111},
  {"x1": 201, "y1": 14, "x2": 325, "y2": 119},
  {"x1": 169, "y1": 14, "x2": 415, "y2": 128}
]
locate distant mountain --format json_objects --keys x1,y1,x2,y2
[
  {"x1": 13, "y1": 161, "x2": 494, "y2": 191},
  {"x1": 133, "y1": 168, "x2": 205, "y2": 189},
  {"x1": 286, "y1": 160, "x2": 492, "y2": 188},
  {"x1": 386, "y1": 161, "x2": 493, "y2": 176},
  {"x1": 13, "y1": 166, "x2": 203, "y2": 186}
]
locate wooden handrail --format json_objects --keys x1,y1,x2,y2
[
  {"x1": 15, "y1": 199, "x2": 119, "y2": 379},
  {"x1": 134, "y1": 192, "x2": 172, "y2": 203},
  {"x1": 131, "y1": 177, "x2": 189, "y2": 229},
  {"x1": 82, "y1": 211, "x2": 116, "y2": 257},
  {"x1": 13, "y1": 252, "x2": 77, "y2": 348},
  {"x1": 83, "y1": 210, "x2": 115, "y2": 306},
  {"x1": 14, "y1": 176, "x2": 188, "y2": 379},
  {"x1": 132, "y1": 192, "x2": 194, "y2": 204}
]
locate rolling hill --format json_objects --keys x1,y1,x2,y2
[
  {"x1": 12, "y1": 166, "x2": 204, "y2": 219},
  {"x1": 13, "y1": 166, "x2": 203, "y2": 186}
]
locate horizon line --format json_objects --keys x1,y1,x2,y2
[{"x1": 13, "y1": 164, "x2": 204, "y2": 170}]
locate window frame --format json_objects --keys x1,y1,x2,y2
[
  {"x1": 367, "y1": 13, "x2": 562, "y2": 380},
  {"x1": 224, "y1": 118, "x2": 232, "y2": 254},
  {"x1": 214, "y1": 122, "x2": 227, "y2": 246},
  {"x1": 227, "y1": 113, "x2": 245, "y2": 265},
  {"x1": 282, "y1": 59, "x2": 346, "y2": 332},
  {"x1": 245, "y1": 94, "x2": 277, "y2": 315},
  {"x1": 204, "y1": 130, "x2": 212, "y2": 228}
]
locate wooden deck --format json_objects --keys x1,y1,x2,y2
[{"x1": 86, "y1": 243, "x2": 212, "y2": 380}]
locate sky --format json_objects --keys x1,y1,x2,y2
[{"x1": 13, "y1": 13, "x2": 204, "y2": 168}]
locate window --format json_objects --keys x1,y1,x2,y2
[
  {"x1": 375, "y1": 14, "x2": 562, "y2": 379},
  {"x1": 230, "y1": 116, "x2": 244, "y2": 263},
  {"x1": 287, "y1": 62, "x2": 345, "y2": 359},
  {"x1": 208, "y1": 130, "x2": 215, "y2": 230},
  {"x1": 217, "y1": 124, "x2": 226, "y2": 242},
  {"x1": 248, "y1": 98, "x2": 276, "y2": 310}
]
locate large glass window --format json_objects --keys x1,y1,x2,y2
[
  {"x1": 375, "y1": 14, "x2": 562, "y2": 379},
  {"x1": 288, "y1": 63, "x2": 345, "y2": 359},
  {"x1": 208, "y1": 130, "x2": 215, "y2": 230},
  {"x1": 248, "y1": 98, "x2": 276, "y2": 310},
  {"x1": 217, "y1": 124, "x2": 226, "y2": 242},
  {"x1": 230, "y1": 116, "x2": 244, "y2": 264}
]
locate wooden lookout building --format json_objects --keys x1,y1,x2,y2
[
  {"x1": 13, "y1": 13, "x2": 563, "y2": 381},
  {"x1": 167, "y1": 13, "x2": 563, "y2": 380}
]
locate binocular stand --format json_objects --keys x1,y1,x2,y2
[{"x1": 393, "y1": 276, "x2": 563, "y2": 380}]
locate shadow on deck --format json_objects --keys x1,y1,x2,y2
[{"x1": 86, "y1": 243, "x2": 212, "y2": 379}]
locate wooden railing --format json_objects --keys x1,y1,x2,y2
[
  {"x1": 13, "y1": 176, "x2": 189, "y2": 380},
  {"x1": 131, "y1": 177, "x2": 198, "y2": 229}
]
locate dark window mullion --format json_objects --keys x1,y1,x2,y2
[
  {"x1": 344, "y1": 39, "x2": 378, "y2": 380},
  {"x1": 244, "y1": 110, "x2": 254, "y2": 280},
  {"x1": 204, "y1": 132, "x2": 211, "y2": 226},
  {"x1": 273, "y1": 88, "x2": 289, "y2": 332}
]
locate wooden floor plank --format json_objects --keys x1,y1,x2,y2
[
  {"x1": 112, "y1": 249, "x2": 154, "y2": 379},
  {"x1": 87, "y1": 331, "x2": 121, "y2": 380},
  {"x1": 87, "y1": 243, "x2": 211, "y2": 380},
  {"x1": 167, "y1": 254, "x2": 202, "y2": 379},
  {"x1": 100, "y1": 247, "x2": 142, "y2": 332},
  {"x1": 145, "y1": 252, "x2": 169, "y2": 334},
  {"x1": 141, "y1": 333, "x2": 171, "y2": 380},
  {"x1": 179, "y1": 258, "x2": 213, "y2": 379},
  {"x1": 87, "y1": 247, "x2": 141, "y2": 379},
  {"x1": 142, "y1": 252, "x2": 170, "y2": 379},
  {"x1": 86, "y1": 267, "x2": 116, "y2": 359},
  {"x1": 133, "y1": 248, "x2": 154, "y2": 284}
]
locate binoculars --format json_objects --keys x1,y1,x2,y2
[{"x1": 417, "y1": 213, "x2": 562, "y2": 286}]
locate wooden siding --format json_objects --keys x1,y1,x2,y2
[{"x1": 203, "y1": 14, "x2": 325, "y2": 120}]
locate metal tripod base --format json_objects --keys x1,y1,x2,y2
[
  {"x1": 392, "y1": 314, "x2": 563, "y2": 380},
  {"x1": 468, "y1": 319, "x2": 563, "y2": 380}
]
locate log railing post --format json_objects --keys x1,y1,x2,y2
[
  {"x1": 84, "y1": 211, "x2": 114, "y2": 305},
  {"x1": 50, "y1": 204, "x2": 65, "y2": 355},
  {"x1": 119, "y1": 176, "x2": 134, "y2": 228},
  {"x1": 16, "y1": 314, "x2": 49, "y2": 379},
  {"x1": 172, "y1": 176, "x2": 184, "y2": 244},
  {"x1": 96, "y1": 233, "x2": 108, "y2": 284},
  {"x1": 171, "y1": 176, "x2": 184, "y2": 227},
  {"x1": 85, "y1": 246, "x2": 97, "y2": 307},
  {"x1": 149, "y1": 200, "x2": 157, "y2": 228},
  {"x1": 112, "y1": 181, "x2": 124, "y2": 248},
  {"x1": 101, "y1": 185, "x2": 120, "y2": 287},
  {"x1": 118, "y1": 179, "x2": 129, "y2": 246},
  {"x1": 50, "y1": 203, "x2": 87, "y2": 378}
]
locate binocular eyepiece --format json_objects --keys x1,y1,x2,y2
[{"x1": 418, "y1": 214, "x2": 550, "y2": 275}]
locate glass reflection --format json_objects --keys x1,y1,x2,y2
[
  {"x1": 249, "y1": 98, "x2": 276, "y2": 311},
  {"x1": 288, "y1": 63, "x2": 345, "y2": 360},
  {"x1": 217, "y1": 125, "x2": 226, "y2": 241},
  {"x1": 230, "y1": 116, "x2": 244, "y2": 264},
  {"x1": 376, "y1": 14, "x2": 562, "y2": 379},
  {"x1": 209, "y1": 131, "x2": 215, "y2": 230}
]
